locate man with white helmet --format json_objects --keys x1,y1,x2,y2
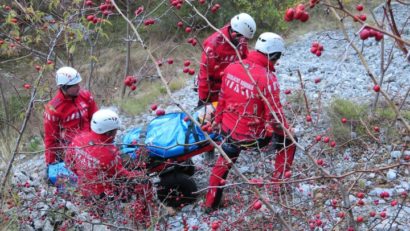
[
  {"x1": 65, "y1": 109, "x2": 151, "y2": 219},
  {"x1": 197, "y1": 13, "x2": 256, "y2": 106},
  {"x1": 204, "y1": 32, "x2": 297, "y2": 211},
  {"x1": 197, "y1": 13, "x2": 256, "y2": 161},
  {"x1": 43, "y1": 66, "x2": 98, "y2": 166}
]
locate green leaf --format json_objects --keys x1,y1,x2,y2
[
  {"x1": 89, "y1": 55, "x2": 99, "y2": 62},
  {"x1": 69, "y1": 44, "x2": 76, "y2": 54}
]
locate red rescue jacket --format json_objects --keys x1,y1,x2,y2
[
  {"x1": 198, "y1": 25, "x2": 249, "y2": 102},
  {"x1": 215, "y1": 51, "x2": 289, "y2": 141},
  {"x1": 43, "y1": 89, "x2": 98, "y2": 164},
  {"x1": 65, "y1": 131, "x2": 141, "y2": 197}
]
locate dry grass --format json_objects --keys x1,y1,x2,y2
[
  {"x1": 327, "y1": 98, "x2": 409, "y2": 145},
  {"x1": 73, "y1": 36, "x2": 198, "y2": 115}
]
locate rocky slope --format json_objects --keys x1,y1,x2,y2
[{"x1": 4, "y1": 2, "x2": 410, "y2": 231}]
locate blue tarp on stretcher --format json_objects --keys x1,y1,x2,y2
[{"x1": 121, "y1": 112, "x2": 218, "y2": 159}]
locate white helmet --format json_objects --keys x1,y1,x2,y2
[
  {"x1": 91, "y1": 109, "x2": 121, "y2": 134},
  {"x1": 56, "y1": 66, "x2": 82, "y2": 86},
  {"x1": 230, "y1": 13, "x2": 256, "y2": 39},
  {"x1": 255, "y1": 32, "x2": 285, "y2": 55}
]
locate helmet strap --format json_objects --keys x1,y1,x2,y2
[
  {"x1": 228, "y1": 27, "x2": 240, "y2": 47},
  {"x1": 60, "y1": 84, "x2": 79, "y2": 98},
  {"x1": 61, "y1": 85, "x2": 70, "y2": 92},
  {"x1": 268, "y1": 52, "x2": 282, "y2": 61}
]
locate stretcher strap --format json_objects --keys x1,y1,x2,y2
[
  {"x1": 139, "y1": 123, "x2": 149, "y2": 145},
  {"x1": 184, "y1": 121, "x2": 200, "y2": 153}
]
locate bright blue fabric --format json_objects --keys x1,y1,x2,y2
[
  {"x1": 121, "y1": 112, "x2": 217, "y2": 159},
  {"x1": 47, "y1": 162, "x2": 77, "y2": 186}
]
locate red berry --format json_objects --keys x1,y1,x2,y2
[
  {"x1": 323, "y1": 137, "x2": 330, "y2": 143},
  {"x1": 380, "y1": 191, "x2": 390, "y2": 198},
  {"x1": 130, "y1": 85, "x2": 137, "y2": 91},
  {"x1": 23, "y1": 84, "x2": 31, "y2": 89},
  {"x1": 373, "y1": 126, "x2": 380, "y2": 132},
  {"x1": 300, "y1": 12, "x2": 309, "y2": 22},
  {"x1": 182, "y1": 67, "x2": 189, "y2": 73},
  {"x1": 253, "y1": 200, "x2": 262, "y2": 210},
  {"x1": 380, "y1": 211, "x2": 387, "y2": 218},
  {"x1": 183, "y1": 60, "x2": 191, "y2": 67},
  {"x1": 357, "y1": 192, "x2": 365, "y2": 199},
  {"x1": 330, "y1": 141, "x2": 336, "y2": 147},
  {"x1": 11, "y1": 18, "x2": 18, "y2": 24},
  {"x1": 86, "y1": 15, "x2": 95, "y2": 21},
  {"x1": 375, "y1": 32, "x2": 384, "y2": 41},
  {"x1": 156, "y1": 109, "x2": 165, "y2": 116},
  {"x1": 143, "y1": 19, "x2": 155, "y2": 26},
  {"x1": 356, "y1": 4, "x2": 364, "y2": 11},
  {"x1": 167, "y1": 58, "x2": 174, "y2": 64},
  {"x1": 360, "y1": 29, "x2": 370, "y2": 40},
  {"x1": 369, "y1": 211, "x2": 376, "y2": 217},
  {"x1": 183, "y1": 116, "x2": 190, "y2": 122},
  {"x1": 359, "y1": 14, "x2": 367, "y2": 21},
  {"x1": 315, "y1": 135, "x2": 322, "y2": 142},
  {"x1": 331, "y1": 199, "x2": 337, "y2": 206},
  {"x1": 401, "y1": 191, "x2": 408, "y2": 197},
  {"x1": 135, "y1": 6, "x2": 144, "y2": 16},
  {"x1": 177, "y1": 21, "x2": 183, "y2": 28},
  {"x1": 316, "y1": 159, "x2": 324, "y2": 166},
  {"x1": 188, "y1": 69, "x2": 195, "y2": 75},
  {"x1": 284, "y1": 89, "x2": 291, "y2": 95},
  {"x1": 310, "y1": 47, "x2": 318, "y2": 54},
  {"x1": 373, "y1": 85, "x2": 380, "y2": 92},
  {"x1": 211, "y1": 4, "x2": 220, "y2": 13},
  {"x1": 294, "y1": 9, "x2": 304, "y2": 20},
  {"x1": 341, "y1": 118, "x2": 347, "y2": 123},
  {"x1": 35, "y1": 65, "x2": 41, "y2": 71},
  {"x1": 201, "y1": 124, "x2": 209, "y2": 132},
  {"x1": 391, "y1": 200, "x2": 398, "y2": 206},
  {"x1": 150, "y1": 104, "x2": 158, "y2": 111},
  {"x1": 185, "y1": 27, "x2": 192, "y2": 33},
  {"x1": 124, "y1": 79, "x2": 131, "y2": 86},
  {"x1": 284, "y1": 171, "x2": 292, "y2": 178},
  {"x1": 368, "y1": 29, "x2": 377, "y2": 37},
  {"x1": 306, "y1": 115, "x2": 312, "y2": 122},
  {"x1": 296, "y1": 4, "x2": 305, "y2": 11},
  {"x1": 211, "y1": 221, "x2": 220, "y2": 229},
  {"x1": 198, "y1": 0, "x2": 206, "y2": 4},
  {"x1": 314, "y1": 78, "x2": 321, "y2": 84},
  {"x1": 338, "y1": 211, "x2": 345, "y2": 218},
  {"x1": 285, "y1": 8, "x2": 295, "y2": 21},
  {"x1": 47, "y1": 60, "x2": 53, "y2": 65},
  {"x1": 356, "y1": 216, "x2": 364, "y2": 222}
]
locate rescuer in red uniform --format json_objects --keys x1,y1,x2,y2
[
  {"x1": 197, "y1": 13, "x2": 256, "y2": 106},
  {"x1": 204, "y1": 32, "x2": 297, "y2": 211},
  {"x1": 43, "y1": 66, "x2": 98, "y2": 165},
  {"x1": 65, "y1": 109, "x2": 151, "y2": 221}
]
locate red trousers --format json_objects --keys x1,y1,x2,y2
[{"x1": 205, "y1": 136, "x2": 296, "y2": 209}]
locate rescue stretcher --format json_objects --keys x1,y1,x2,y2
[{"x1": 48, "y1": 103, "x2": 218, "y2": 207}]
